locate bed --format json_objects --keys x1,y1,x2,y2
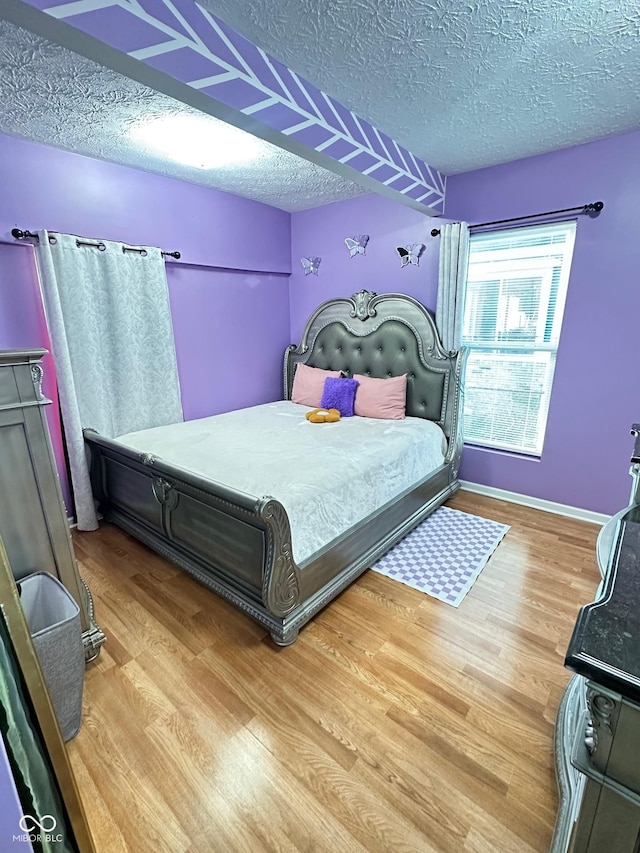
[{"x1": 84, "y1": 290, "x2": 466, "y2": 645}]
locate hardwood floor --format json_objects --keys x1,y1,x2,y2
[{"x1": 68, "y1": 491, "x2": 601, "y2": 852}]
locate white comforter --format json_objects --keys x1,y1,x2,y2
[{"x1": 116, "y1": 401, "x2": 447, "y2": 564}]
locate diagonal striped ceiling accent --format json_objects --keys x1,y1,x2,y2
[{"x1": 8, "y1": 0, "x2": 446, "y2": 214}]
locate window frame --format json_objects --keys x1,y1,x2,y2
[{"x1": 459, "y1": 220, "x2": 577, "y2": 457}]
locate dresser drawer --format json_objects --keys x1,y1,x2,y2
[{"x1": 573, "y1": 683, "x2": 640, "y2": 799}]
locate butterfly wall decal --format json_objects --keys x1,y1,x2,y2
[
  {"x1": 344, "y1": 234, "x2": 369, "y2": 258},
  {"x1": 300, "y1": 256, "x2": 321, "y2": 276},
  {"x1": 396, "y1": 243, "x2": 425, "y2": 268}
]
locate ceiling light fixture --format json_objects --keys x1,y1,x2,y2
[{"x1": 130, "y1": 113, "x2": 267, "y2": 169}]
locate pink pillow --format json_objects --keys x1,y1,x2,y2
[
  {"x1": 291, "y1": 363, "x2": 341, "y2": 407},
  {"x1": 353, "y1": 374, "x2": 407, "y2": 419}
]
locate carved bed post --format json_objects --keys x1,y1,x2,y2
[{"x1": 258, "y1": 498, "x2": 302, "y2": 645}]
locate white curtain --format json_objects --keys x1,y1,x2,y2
[
  {"x1": 36, "y1": 231, "x2": 183, "y2": 530},
  {"x1": 435, "y1": 222, "x2": 470, "y2": 350}
]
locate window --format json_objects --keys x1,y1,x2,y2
[{"x1": 460, "y1": 221, "x2": 576, "y2": 455}]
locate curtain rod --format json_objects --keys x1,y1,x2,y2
[
  {"x1": 429, "y1": 201, "x2": 604, "y2": 237},
  {"x1": 10, "y1": 228, "x2": 181, "y2": 259}
]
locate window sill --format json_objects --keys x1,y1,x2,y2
[{"x1": 463, "y1": 442, "x2": 542, "y2": 462}]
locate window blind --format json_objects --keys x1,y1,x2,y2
[{"x1": 460, "y1": 221, "x2": 577, "y2": 455}]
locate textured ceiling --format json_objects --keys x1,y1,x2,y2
[
  {"x1": 0, "y1": 20, "x2": 367, "y2": 212},
  {"x1": 2, "y1": 0, "x2": 640, "y2": 214},
  {"x1": 201, "y1": 0, "x2": 640, "y2": 174}
]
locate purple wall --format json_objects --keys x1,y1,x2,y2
[
  {"x1": 289, "y1": 192, "x2": 447, "y2": 340},
  {"x1": 0, "y1": 133, "x2": 291, "y2": 513},
  {"x1": 4, "y1": 125, "x2": 635, "y2": 518},
  {"x1": 446, "y1": 129, "x2": 640, "y2": 515},
  {"x1": 168, "y1": 264, "x2": 290, "y2": 421}
]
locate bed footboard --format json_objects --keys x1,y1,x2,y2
[{"x1": 85, "y1": 431, "x2": 303, "y2": 643}]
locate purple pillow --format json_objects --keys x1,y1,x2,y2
[{"x1": 320, "y1": 376, "x2": 359, "y2": 417}]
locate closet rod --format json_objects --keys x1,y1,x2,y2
[
  {"x1": 429, "y1": 200, "x2": 604, "y2": 237},
  {"x1": 10, "y1": 228, "x2": 181, "y2": 259}
]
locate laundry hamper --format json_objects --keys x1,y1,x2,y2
[{"x1": 18, "y1": 572, "x2": 84, "y2": 741}]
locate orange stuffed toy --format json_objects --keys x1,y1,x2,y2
[{"x1": 305, "y1": 408, "x2": 341, "y2": 423}]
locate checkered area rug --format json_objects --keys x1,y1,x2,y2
[{"x1": 371, "y1": 506, "x2": 509, "y2": 607}]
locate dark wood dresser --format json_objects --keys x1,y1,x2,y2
[{"x1": 552, "y1": 425, "x2": 640, "y2": 851}]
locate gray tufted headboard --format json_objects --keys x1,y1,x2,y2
[{"x1": 284, "y1": 290, "x2": 466, "y2": 456}]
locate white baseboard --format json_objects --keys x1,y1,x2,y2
[{"x1": 459, "y1": 480, "x2": 609, "y2": 526}]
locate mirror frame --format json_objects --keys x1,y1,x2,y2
[{"x1": 0, "y1": 535, "x2": 96, "y2": 852}]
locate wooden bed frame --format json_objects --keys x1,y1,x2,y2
[{"x1": 84, "y1": 290, "x2": 466, "y2": 645}]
